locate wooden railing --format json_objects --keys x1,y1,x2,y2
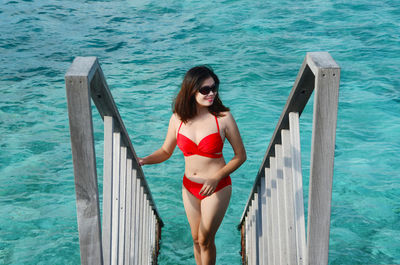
[
  {"x1": 65, "y1": 57, "x2": 163, "y2": 265},
  {"x1": 238, "y1": 52, "x2": 340, "y2": 265}
]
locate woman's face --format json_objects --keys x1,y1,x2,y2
[{"x1": 194, "y1": 76, "x2": 217, "y2": 108}]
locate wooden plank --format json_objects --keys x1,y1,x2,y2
[
  {"x1": 138, "y1": 189, "x2": 145, "y2": 265},
  {"x1": 144, "y1": 200, "x2": 149, "y2": 265},
  {"x1": 240, "y1": 223, "x2": 245, "y2": 264},
  {"x1": 245, "y1": 217, "x2": 249, "y2": 265},
  {"x1": 281, "y1": 129, "x2": 297, "y2": 265},
  {"x1": 270, "y1": 156, "x2": 281, "y2": 265},
  {"x1": 103, "y1": 116, "x2": 114, "y2": 265},
  {"x1": 111, "y1": 133, "x2": 121, "y2": 265},
  {"x1": 276, "y1": 145, "x2": 288, "y2": 265},
  {"x1": 260, "y1": 177, "x2": 268, "y2": 265},
  {"x1": 148, "y1": 204, "x2": 153, "y2": 264},
  {"x1": 129, "y1": 169, "x2": 138, "y2": 265},
  {"x1": 118, "y1": 147, "x2": 127, "y2": 265},
  {"x1": 253, "y1": 193, "x2": 260, "y2": 265},
  {"x1": 65, "y1": 65, "x2": 103, "y2": 265},
  {"x1": 248, "y1": 208, "x2": 252, "y2": 265},
  {"x1": 306, "y1": 66, "x2": 340, "y2": 265},
  {"x1": 256, "y1": 186, "x2": 263, "y2": 265},
  {"x1": 124, "y1": 160, "x2": 133, "y2": 265},
  {"x1": 249, "y1": 204, "x2": 254, "y2": 265},
  {"x1": 133, "y1": 177, "x2": 142, "y2": 265},
  {"x1": 149, "y1": 211, "x2": 154, "y2": 264},
  {"x1": 152, "y1": 211, "x2": 156, "y2": 263},
  {"x1": 265, "y1": 168, "x2": 273, "y2": 265},
  {"x1": 289, "y1": 112, "x2": 306, "y2": 265}
]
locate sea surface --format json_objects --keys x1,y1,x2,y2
[{"x1": 1, "y1": 0, "x2": 399, "y2": 264}]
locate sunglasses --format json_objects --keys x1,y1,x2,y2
[{"x1": 198, "y1": 84, "x2": 218, "y2": 95}]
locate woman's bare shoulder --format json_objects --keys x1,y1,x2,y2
[
  {"x1": 170, "y1": 113, "x2": 182, "y2": 126},
  {"x1": 219, "y1": 111, "x2": 234, "y2": 122}
]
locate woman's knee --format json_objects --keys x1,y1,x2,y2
[
  {"x1": 192, "y1": 233, "x2": 200, "y2": 246},
  {"x1": 198, "y1": 232, "x2": 214, "y2": 249}
]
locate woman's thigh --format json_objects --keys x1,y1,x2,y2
[
  {"x1": 182, "y1": 187, "x2": 202, "y2": 239},
  {"x1": 199, "y1": 185, "x2": 232, "y2": 238}
]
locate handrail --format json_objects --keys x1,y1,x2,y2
[
  {"x1": 239, "y1": 52, "x2": 339, "y2": 225},
  {"x1": 65, "y1": 57, "x2": 163, "y2": 265},
  {"x1": 65, "y1": 57, "x2": 162, "y2": 221},
  {"x1": 238, "y1": 52, "x2": 340, "y2": 265}
]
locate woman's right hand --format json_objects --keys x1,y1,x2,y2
[{"x1": 138, "y1": 157, "x2": 146, "y2": 166}]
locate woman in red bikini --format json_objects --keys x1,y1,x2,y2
[{"x1": 138, "y1": 65, "x2": 246, "y2": 265}]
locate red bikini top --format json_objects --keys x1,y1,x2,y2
[{"x1": 177, "y1": 116, "x2": 224, "y2": 158}]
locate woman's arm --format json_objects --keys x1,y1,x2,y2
[
  {"x1": 139, "y1": 114, "x2": 178, "y2": 165},
  {"x1": 200, "y1": 111, "x2": 247, "y2": 196}
]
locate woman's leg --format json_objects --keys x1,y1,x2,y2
[
  {"x1": 198, "y1": 185, "x2": 232, "y2": 265},
  {"x1": 182, "y1": 187, "x2": 202, "y2": 265}
]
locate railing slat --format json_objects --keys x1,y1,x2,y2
[
  {"x1": 253, "y1": 193, "x2": 260, "y2": 265},
  {"x1": 144, "y1": 199, "x2": 150, "y2": 265},
  {"x1": 118, "y1": 147, "x2": 127, "y2": 265},
  {"x1": 124, "y1": 161, "x2": 133, "y2": 265},
  {"x1": 260, "y1": 179, "x2": 267, "y2": 265},
  {"x1": 103, "y1": 116, "x2": 114, "y2": 265},
  {"x1": 111, "y1": 133, "x2": 121, "y2": 265},
  {"x1": 282, "y1": 128, "x2": 298, "y2": 265},
  {"x1": 250, "y1": 207, "x2": 254, "y2": 265},
  {"x1": 289, "y1": 112, "x2": 306, "y2": 265},
  {"x1": 276, "y1": 144, "x2": 288, "y2": 265},
  {"x1": 245, "y1": 217, "x2": 249, "y2": 264},
  {"x1": 138, "y1": 187, "x2": 144, "y2": 265},
  {"x1": 265, "y1": 168, "x2": 273, "y2": 265},
  {"x1": 270, "y1": 156, "x2": 281, "y2": 265},
  {"x1": 133, "y1": 178, "x2": 142, "y2": 265},
  {"x1": 129, "y1": 169, "x2": 138, "y2": 265}
]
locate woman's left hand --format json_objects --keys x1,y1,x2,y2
[{"x1": 199, "y1": 177, "x2": 220, "y2": 197}]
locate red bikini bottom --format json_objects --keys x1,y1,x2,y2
[{"x1": 183, "y1": 175, "x2": 232, "y2": 200}]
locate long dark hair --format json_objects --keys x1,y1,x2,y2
[{"x1": 173, "y1": 65, "x2": 229, "y2": 123}]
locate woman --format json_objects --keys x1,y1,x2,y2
[{"x1": 139, "y1": 65, "x2": 246, "y2": 265}]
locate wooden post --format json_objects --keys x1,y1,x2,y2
[
  {"x1": 65, "y1": 57, "x2": 103, "y2": 265},
  {"x1": 306, "y1": 59, "x2": 340, "y2": 265}
]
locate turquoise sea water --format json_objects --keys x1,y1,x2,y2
[{"x1": 1, "y1": 0, "x2": 400, "y2": 264}]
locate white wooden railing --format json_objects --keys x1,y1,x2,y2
[
  {"x1": 65, "y1": 57, "x2": 163, "y2": 265},
  {"x1": 238, "y1": 52, "x2": 340, "y2": 265}
]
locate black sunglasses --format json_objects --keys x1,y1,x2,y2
[{"x1": 198, "y1": 84, "x2": 218, "y2": 95}]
